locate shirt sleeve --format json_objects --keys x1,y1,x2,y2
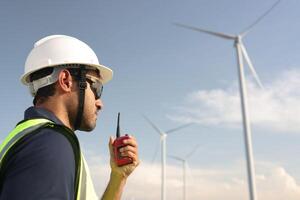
[{"x1": 0, "y1": 128, "x2": 76, "y2": 200}]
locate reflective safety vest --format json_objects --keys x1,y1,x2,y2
[{"x1": 0, "y1": 118, "x2": 98, "y2": 200}]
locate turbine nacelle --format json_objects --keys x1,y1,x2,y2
[
  {"x1": 160, "y1": 133, "x2": 167, "y2": 141},
  {"x1": 174, "y1": 23, "x2": 264, "y2": 90}
]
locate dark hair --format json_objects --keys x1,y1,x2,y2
[{"x1": 30, "y1": 67, "x2": 57, "y2": 105}]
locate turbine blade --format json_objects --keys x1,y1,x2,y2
[
  {"x1": 168, "y1": 154, "x2": 184, "y2": 162},
  {"x1": 142, "y1": 115, "x2": 164, "y2": 136},
  {"x1": 165, "y1": 122, "x2": 193, "y2": 134},
  {"x1": 174, "y1": 23, "x2": 236, "y2": 40},
  {"x1": 240, "y1": 0, "x2": 281, "y2": 36},
  {"x1": 240, "y1": 42, "x2": 264, "y2": 89},
  {"x1": 151, "y1": 140, "x2": 160, "y2": 164},
  {"x1": 185, "y1": 144, "x2": 201, "y2": 159}
]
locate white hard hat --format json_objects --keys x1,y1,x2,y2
[{"x1": 21, "y1": 35, "x2": 113, "y2": 86}]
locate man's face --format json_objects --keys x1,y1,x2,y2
[{"x1": 79, "y1": 69, "x2": 103, "y2": 131}]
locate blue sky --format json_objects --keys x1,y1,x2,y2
[{"x1": 1, "y1": 0, "x2": 300, "y2": 199}]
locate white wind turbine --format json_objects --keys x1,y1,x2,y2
[
  {"x1": 143, "y1": 115, "x2": 193, "y2": 200},
  {"x1": 174, "y1": 1, "x2": 281, "y2": 200},
  {"x1": 168, "y1": 144, "x2": 201, "y2": 200}
]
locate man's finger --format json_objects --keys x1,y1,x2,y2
[
  {"x1": 119, "y1": 145, "x2": 137, "y2": 155},
  {"x1": 108, "y1": 136, "x2": 115, "y2": 157},
  {"x1": 122, "y1": 136, "x2": 138, "y2": 147}
]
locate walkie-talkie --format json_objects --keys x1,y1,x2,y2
[{"x1": 113, "y1": 113, "x2": 133, "y2": 166}]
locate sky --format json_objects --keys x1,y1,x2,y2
[{"x1": 1, "y1": 0, "x2": 300, "y2": 199}]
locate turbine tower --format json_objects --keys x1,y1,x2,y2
[
  {"x1": 143, "y1": 115, "x2": 192, "y2": 200},
  {"x1": 169, "y1": 144, "x2": 201, "y2": 200},
  {"x1": 174, "y1": 1, "x2": 281, "y2": 200}
]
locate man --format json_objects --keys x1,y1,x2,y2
[{"x1": 0, "y1": 35, "x2": 139, "y2": 200}]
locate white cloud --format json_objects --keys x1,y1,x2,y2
[
  {"x1": 256, "y1": 166, "x2": 300, "y2": 199},
  {"x1": 85, "y1": 154, "x2": 300, "y2": 200},
  {"x1": 168, "y1": 69, "x2": 300, "y2": 133}
]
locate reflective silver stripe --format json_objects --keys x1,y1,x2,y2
[{"x1": 0, "y1": 122, "x2": 49, "y2": 163}]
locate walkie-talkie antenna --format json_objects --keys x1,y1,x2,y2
[{"x1": 116, "y1": 112, "x2": 120, "y2": 138}]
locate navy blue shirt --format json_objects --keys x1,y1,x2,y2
[{"x1": 0, "y1": 107, "x2": 76, "y2": 200}]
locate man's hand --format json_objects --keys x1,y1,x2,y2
[
  {"x1": 101, "y1": 136, "x2": 139, "y2": 200},
  {"x1": 108, "y1": 135, "x2": 140, "y2": 179}
]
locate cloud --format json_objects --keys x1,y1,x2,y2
[
  {"x1": 85, "y1": 154, "x2": 300, "y2": 200},
  {"x1": 168, "y1": 69, "x2": 300, "y2": 133},
  {"x1": 257, "y1": 167, "x2": 300, "y2": 199}
]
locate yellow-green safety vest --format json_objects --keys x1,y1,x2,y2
[{"x1": 0, "y1": 118, "x2": 88, "y2": 200}]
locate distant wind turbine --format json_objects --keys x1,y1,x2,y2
[
  {"x1": 168, "y1": 144, "x2": 201, "y2": 200},
  {"x1": 143, "y1": 115, "x2": 193, "y2": 200},
  {"x1": 174, "y1": 1, "x2": 281, "y2": 200}
]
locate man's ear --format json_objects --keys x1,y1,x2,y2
[{"x1": 57, "y1": 69, "x2": 73, "y2": 93}]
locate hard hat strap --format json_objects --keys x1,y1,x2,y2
[{"x1": 74, "y1": 66, "x2": 87, "y2": 130}]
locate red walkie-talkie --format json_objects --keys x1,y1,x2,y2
[{"x1": 113, "y1": 113, "x2": 133, "y2": 166}]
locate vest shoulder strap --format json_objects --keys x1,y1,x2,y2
[
  {"x1": 0, "y1": 119, "x2": 81, "y2": 199},
  {"x1": 0, "y1": 118, "x2": 52, "y2": 161}
]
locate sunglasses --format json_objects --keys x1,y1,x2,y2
[{"x1": 86, "y1": 74, "x2": 103, "y2": 99}]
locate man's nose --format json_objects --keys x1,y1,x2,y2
[{"x1": 96, "y1": 99, "x2": 103, "y2": 111}]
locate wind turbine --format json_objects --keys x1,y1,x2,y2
[
  {"x1": 168, "y1": 144, "x2": 201, "y2": 200},
  {"x1": 174, "y1": 1, "x2": 281, "y2": 200},
  {"x1": 143, "y1": 115, "x2": 193, "y2": 200}
]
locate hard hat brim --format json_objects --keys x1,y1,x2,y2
[{"x1": 20, "y1": 63, "x2": 113, "y2": 85}]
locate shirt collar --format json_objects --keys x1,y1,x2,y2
[{"x1": 24, "y1": 106, "x2": 65, "y2": 126}]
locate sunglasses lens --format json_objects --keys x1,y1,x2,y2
[
  {"x1": 87, "y1": 78, "x2": 103, "y2": 99},
  {"x1": 95, "y1": 85, "x2": 103, "y2": 99}
]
